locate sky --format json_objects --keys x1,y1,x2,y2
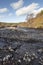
[{"x1": 0, "y1": 0, "x2": 43, "y2": 23}]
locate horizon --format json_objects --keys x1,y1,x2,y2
[{"x1": 0, "y1": 0, "x2": 43, "y2": 23}]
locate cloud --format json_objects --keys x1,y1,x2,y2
[
  {"x1": 16, "y1": 3, "x2": 39, "y2": 16},
  {"x1": 30, "y1": 7, "x2": 43, "y2": 18},
  {"x1": 0, "y1": 15, "x2": 5, "y2": 18},
  {"x1": 0, "y1": 8, "x2": 8, "y2": 13},
  {"x1": 33, "y1": 8, "x2": 43, "y2": 15},
  {"x1": 10, "y1": 0, "x2": 24, "y2": 9},
  {"x1": 8, "y1": 13, "x2": 13, "y2": 16}
]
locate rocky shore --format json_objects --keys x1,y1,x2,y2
[{"x1": 0, "y1": 27, "x2": 43, "y2": 65}]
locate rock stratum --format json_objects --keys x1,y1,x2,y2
[{"x1": 0, "y1": 27, "x2": 43, "y2": 65}]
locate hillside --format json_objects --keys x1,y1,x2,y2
[
  {"x1": 0, "y1": 10, "x2": 43, "y2": 28},
  {"x1": 18, "y1": 10, "x2": 43, "y2": 28},
  {"x1": 0, "y1": 22, "x2": 18, "y2": 28}
]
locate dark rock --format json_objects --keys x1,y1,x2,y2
[{"x1": 0, "y1": 28, "x2": 43, "y2": 65}]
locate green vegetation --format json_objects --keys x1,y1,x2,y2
[{"x1": 40, "y1": 10, "x2": 43, "y2": 14}]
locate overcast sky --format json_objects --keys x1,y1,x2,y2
[{"x1": 0, "y1": 0, "x2": 43, "y2": 23}]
